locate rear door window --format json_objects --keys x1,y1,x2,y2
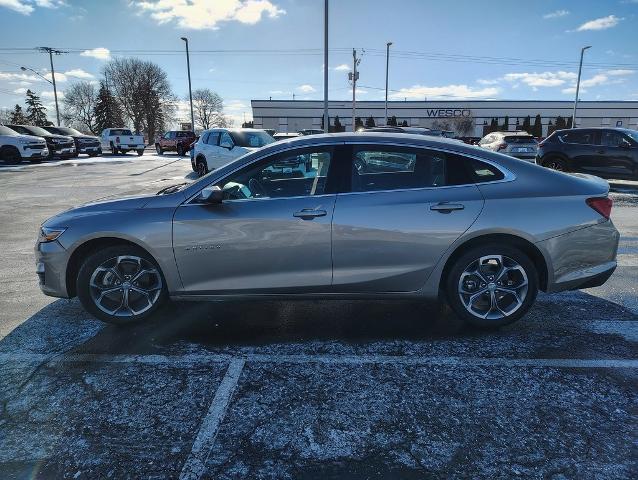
[
  {"x1": 559, "y1": 131, "x2": 596, "y2": 145},
  {"x1": 206, "y1": 132, "x2": 220, "y2": 145}
]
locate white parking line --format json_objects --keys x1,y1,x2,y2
[
  {"x1": 179, "y1": 358, "x2": 245, "y2": 480},
  {"x1": 0, "y1": 352, "x2": 636, "y2": 369}
]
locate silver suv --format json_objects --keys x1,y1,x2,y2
[
  {"x1": 35, "y1": 133, "x2": 619, "y2": 328},
  {"x1": 478, "y1": 131, "x2": 538, "y2": 162}
]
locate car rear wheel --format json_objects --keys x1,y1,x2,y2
[
  {"x1": 110, "y1": 143, "x2": 118, "y2": 155},
  {"x1": 177, "y1": 144, "x2": 185, "y2": 156},
  {"x1": 445, "y1": 244, "x2": 538, "y2": 328},
  {"x1": 77, "y1": 245, "x2": 167, "y2": 324},
  {"x1": 156, "y1": 144, "x2": 163, "y2": 155},
  {"x1": 0, "y1": 146, "x2": 22, "y2": 165},
  {"x1": 137, "y1": 149, "x2": 144, "y2": 156},
  {"x1": 542, "y1": 157, "x2": 567, "y2": 172}
]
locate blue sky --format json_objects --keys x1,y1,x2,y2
[{"x1": 0, "y1": 0, "x2": 637, "y2": 125}]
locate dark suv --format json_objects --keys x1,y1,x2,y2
[
  {"x1": 6, "y1": 124, "x2": 76, "y2": 160},
  {"x1": 155, "y1": 130, "x2": 196, "y2": 156},
  {"x1": 537, "y1": 127, "x2": 638, "y2": 179},
  {"x1": 44, "y1": 126, "x2": 101, "y2": 157}
]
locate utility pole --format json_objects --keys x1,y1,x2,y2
[
  {"x1": 37, "y1": 47, "x2": 67, "y2": 126},
  {"x1": 323, "y1": 0, "x2": 329, "y2": 133},
  {"x1": 572, "y1": 45, "x2": 591, "y2": 129},
  {"x1": 350, "y1": 48, "x2": 360, "y2": 132},
  {"x1": 180, "y1": 37, "x2": 195, "y2": 132},
  {"x1": 384, "y1": 42, "x2": 392, "y2": 125}
]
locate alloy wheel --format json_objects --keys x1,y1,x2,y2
[
  {"x1": 458, "y1": 255, "x2": 528, "y2": 320},
  {"x1": 197, "y1": 161, "x2": 207, "y2": 177},
  {"x1": 89, "y1": 255, "x2": 163, "y2": 317}
]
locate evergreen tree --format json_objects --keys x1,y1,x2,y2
[
  {"x1": 333, "y1": 115, "x2": 343, "y2": 133},
  {"x1": 241, "y1": 120, "x2": 254, "y2": 128},
  {"x1": 522, "y1": 115, "x2": 531, "y2": 134},
  {"x1": 566, "y1": 116, "x2": 573, "y2": 129},
  {"x1": 365, "y1": 116, "x2": 376, "y2": 128},
  {"x1": 25, "y1": 90, "x2": 48, "y2": 126},
  {"x1": 387, "y1": 115, "x2": 398, "y2": 126},
  {"x1": 93, "y1": 82, "x2": 124, "y2": 133},
  {"x1": 489, "y1": 117, "x2": 498, "y2": 133},
  {"x1": 502, "y1": 115, "x2": 509, "y2": 131},
  {"x1": 533, "y1": 114, "x2": 542, "y2": 137},
  {"x1": 401, "y1": 120, "x2": 408, "y2": 127},
  {"x1": 9, "y1": 104, "x2": 27, "y2": 124},
  {"x1": 555, "y1": 116, "x2": 566, "y2": 130},
  {"x1": 354, "y1": 117, "x2": 363, "y2": 130}
]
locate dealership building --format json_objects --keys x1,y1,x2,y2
[{"x1": 251, "y1": 99, "x2": 638, "y2": 137}]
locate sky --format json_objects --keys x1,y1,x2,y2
[{"x1": 0, "y1": 0, "x2": 637, "y2": 126}]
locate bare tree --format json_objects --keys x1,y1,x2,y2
[
  {"x1": 104, "y1": 58, "x2": 176, "y2": 142},
  {"x1": 62, "y1": 81, "x2": 99, "y2": 133},
  {"x1": 191, "y1": 88, "x2": 226, "y2": 130},
  {"x1": 452, "y1": 114, "x2": 475, "y2": 137}
]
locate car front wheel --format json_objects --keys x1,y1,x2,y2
[
  {"x1": 76, "y1": 245, "x2": 167, "y2": 324},
  {"x1": 196, "y1": 158, "x2": 208, "y2": 177},
  {"x1": 445, "y1": 244, "x2": 538, "y2": 328},
  {"x1": 542, "y1": 157, "x2": 568, "y2": 172}
]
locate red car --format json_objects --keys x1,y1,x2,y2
[{"x1": 155, "y1": 130, "x2": 196, "y2": 156}]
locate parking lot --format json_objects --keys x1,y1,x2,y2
[{"x1": 0, "y1": 153, "x2": 637, "y2": 479}]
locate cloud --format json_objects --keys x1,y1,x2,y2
[
  {"x1": 477, "y1": 78, "x2": 500, "y2": 85},
  {"x1": 576, "y1": 15, "x2": 622, "y2": 31},
  {"x1": 64, "y1": 69, "x2": 95, "y2": 80},
  {"x1": 389, "y1": 84, "x2": 499, "y2": 100},
  {"x1": 334, "y1": 64, "x2": 349, "y2": 71},
  {"x1": 580, "y1": 74, "x2": 608, "y2": 88},
  {"x1": 0, "y1": 72, "x2": 43, "y2": 82},
  {"x1": 355, "y1": 89, "x2": 367, "y2": 95},
  {"x1": 41, "y1": 90, "x2": 64, "y2": 99},
  {"x1": 13, "y1": 87, "x2": 28, "y2": 95},
  {"x1": 296, "y1": 84, "x2": 316, "y2": 93},
  {"x1": 561, "y1": 87, "x2": 584, "y2": 95},
  {"x1": 607, "y1": 69, "x2": 634, "y2": 76},
  {"x1": 543, "y1": 9, "x2": 569, "y2": 19},
  {"x1": 503, "y1": 71, "x2": 577, "y2": 87},
  {"x1": 133, "y1": 0, "x2": 286, "y2": 30},
  {"x1": 0, "y1": 0, "x2": 65, "y2": 15},
  {"x1": 80, "y1": 47, "x2": 111, "y2": 60}
]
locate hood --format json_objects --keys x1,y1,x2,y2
[{"x1": 17, "y1": 134, "x2": 46, "y2": 143}]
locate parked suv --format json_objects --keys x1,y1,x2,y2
[
  {"x1": 0, "y1": 124, "x2": 48, "y2": 164},
  {"x1": 537, "y1": 127, "x2": 638, "y2": 179},
  {"x1": 43, "y1": 126, "x2": 101, "y2": 157},
  {"x1": 192, "y1": 128, "x2": 275, "y2": 176},
  {"x1": 478, "y1": 131, "x2": 537, "y2": 162},
  {"x1": 6, "y1": 124, "x2": 75, "y2": 160},
  {"x1": 155, "y1": 130, "x2": 196, "y2": 156}
]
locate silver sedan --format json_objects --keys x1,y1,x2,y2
[{"x1": 35, "y1": 133, "x2": 620, "y2": 328}]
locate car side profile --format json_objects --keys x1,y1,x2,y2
[
  {"x1": 191, "y1": 128, "x2": 275, "y2": 176},
  {"x1": 36, "y1": 133, "x2": 619, "y2": 328},
  {"x1": 537, "y1": 127, "x2": 638, "y2": 179},
  {"x1": 0, "y1": 124, "x2": 48, "y2": 164},
  {"x1": 155, "y1": 130, "x2": 196, "y2": 156},
  {"x1": 478, "y1": 131, "x2": 538, "y2": 162}
]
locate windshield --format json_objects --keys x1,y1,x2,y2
[
  {"x1": 21, "y1": 126, "x2": 50, "y2": 136},
  {"x1": 0, "y1": 125, "x2": 18, "y2": 135},
  {"x1": 624, "y1": 129, "x2": 638, "y2": 143},
  {"x1": 51, "y1": 127, "x2": 82, "y2": 136},
  {"x1": 110, "y1": 129, "x2": 133, "y2": 136},
  {"x1": 231, "y1": 131, "x2": 275, "y2": 148}
]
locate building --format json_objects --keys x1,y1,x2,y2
[{"x1": 251, "y1": 99, "x2": 638, "y2": 137}]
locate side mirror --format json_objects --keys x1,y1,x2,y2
[
  {"x1": 199, "y1": 185, "x2": 223, "y2": 204},
  {"x1": 620, "y1": 140, "x2": 632, "y2": 149}
]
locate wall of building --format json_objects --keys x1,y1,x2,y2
[{"x1": 252, "y1": 100, "x2": 638, "y2": 136}]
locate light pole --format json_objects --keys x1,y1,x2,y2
[
  {"x1": 20, "y1": 66, "x2": 60, "y2": 126},
  {"x1": 181, "y1": 37, "x2": 195, "y2": 132},
  {"x1": 323, "y1": 0, "x2": 329, "y2": 133},
  {"x1": 384, "y1": 41, "x2": 392, "y2": 125},
  {"x1": 572, "y1": 45, "x2": 591, "y2": 129},
  {"x1": 36, "y1": 47, "x2": 66, "y2": 126}
]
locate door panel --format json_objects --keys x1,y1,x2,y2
[
  {"x1": 173, "y1": 195, "x2": 335, "y2": 293},
  {"x1": 332, "y1": 186, "x2": 483, "y2": 292}
]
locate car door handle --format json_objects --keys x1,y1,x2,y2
[
  {"x1": 293, "y1": 209, "x2": 327, "y2": 219},
  {"x1": 430, "y1": 203, "x2": 465, "y2": 212}
]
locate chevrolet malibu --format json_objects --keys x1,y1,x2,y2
[{"x1": 35, "y1": 133, "x2": 620, "y2": 328}]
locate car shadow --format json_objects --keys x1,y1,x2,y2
[{"x1": 1, "y1": 290, "x2": 637, "y2": 359}]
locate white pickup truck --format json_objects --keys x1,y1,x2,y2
[
  {"x1": 0, "y1": 124, "x2": 49, "y2": 165},
  {"x1": 100, "y1": 128, "x2": 145, "y2": 156}
]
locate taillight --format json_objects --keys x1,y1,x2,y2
[
  {"x1": 586, "y1": 197, "x2": 612, "y2": 219},
  {"x1": 115, "y1": 136, "x2": 120, "y2": 143},
  {"x1": 497, "y1": 143, "x2": 507, "y2": 151}
]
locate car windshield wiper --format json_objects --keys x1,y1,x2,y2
[{"x1": 156, "y1": 183, "x2": 188, "y2": 195}]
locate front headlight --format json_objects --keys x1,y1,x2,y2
[
  {"x1": 39, "y1": 227, "x2": 67, "y2": 243},
  {"x1": 18, "y1": 138, "x2": 32, "y2": 144}
]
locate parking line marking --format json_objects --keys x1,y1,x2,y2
[
  {"x1": 179, "y1": 358, "x2": 245, "y2": 480},
  {"x1": 0, "y1": 352, "x2": 636, "y2": 369}
]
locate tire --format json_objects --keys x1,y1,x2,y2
[
  {"x1": 196, "y1": 158, "x2": 208, "y2": 177},
  {"x1": 29, "y1": 157, "x2": 43, "y2": 164},
  {"x1": 88, "y1": 153, "x2": 98, "y2": 157},
  {"x1": 445, "y1": 244, "x2": 538, "y2": 329},
  {"x1": 0, "y1": 146, "x2": 22, "y2": 165},
  {"x1": 110, "y1": 143, "x2": 118, "y2": 155},
  {"x1": 177, "y1": 144, "x2": 185, "y2": 156},
  {"x1": 137, "y1": 149, "x2": 144, "y2": 156},
  {"x1": 156, "y1": 144, "x2": 163, "y2": 155},
  {"x1": 76, "y1": 245, "x2": 167, "y2": 325},
  {"x1": 542, "y1": 156, "x2": 568, "y2": 172}
]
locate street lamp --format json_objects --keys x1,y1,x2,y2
[
  {"x1": 572, "y1": 45, "x2": 591, "y2": 129},
  {"x1": 21, "y1": 66, "x2": 60, "y2": 126},
  {"x1": 384, "y1": 41, "x2": 392, "y2": 125},
  {"x1": 181, "y1": 37, "x2": 195, "y2": 132}
]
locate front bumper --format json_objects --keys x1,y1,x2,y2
[
  {"x1": 35, "y1": 239, "x2": 70, "y2": 298},
  {"x1": 21, "y1": 147, "x2": 49, "y2": 159},
  {"x1": 51, "y1": 145, "x2": 76, "y2": 157}
]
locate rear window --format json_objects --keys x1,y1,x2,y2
[
  {"x1": 467, "y1": 159, "x2": 505, "y2": 183},
  {"x1": 176, "y1": 131, "x2": 193, "y2": 137},
  {"x1": 110, "y1": 129, "x2": 133, "y2": 136},
  {"x1": 504, "y1": 135, "x2": 535, "y2": 144}
]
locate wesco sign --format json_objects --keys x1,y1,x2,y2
[{"x1": 426, "y1": 109, "x2": 472, "y2": 118}]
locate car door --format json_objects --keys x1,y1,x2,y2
[
  {"x1": 331, "y1": 144, "x2": 484, "y2": 292},
  {"x1": 160, "y1": 132, "x2": 171, "y2": 150},
  {"x1": 598, "y1": 130, "x2": 636, "y2": 177},
  {"x1": 173, "y1": 146, "x2": 337, "y2": 293},
  {"x1": 558, "y1": 129, "x2": 600, "y2": 173}
]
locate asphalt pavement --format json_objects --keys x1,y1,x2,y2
[{"x1": 0, "y1": 152, "x2": 636, "y2": 479}]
